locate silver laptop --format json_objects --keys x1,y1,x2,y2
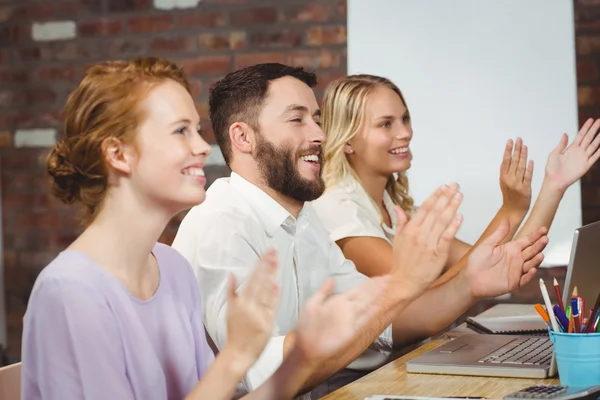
[{"x1": 406, "y1": 220, "x2": 600, "y2": 379}]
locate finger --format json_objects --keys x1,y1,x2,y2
[
  {"x1": 585, "y1": 128, "x2": 600, "y2": 157},
  {"x1": 581, "y1": 118, "x2": 600, "y2": 148},
  {"x1": 519, "y1": 266, "x2": 539, "y2": 287},
  {"x1": 482, "y1": 218, "x2": 510, "y2": 247},
  {"x1": 501, "y1": 139, "x2": 514, "y2": 174},
  {"x1": 524, "y1": 160, "x2": 534, "y2": 184},
  {"x1": 228, "y1": 273, "x2": 237, "y2": 302},
  {"x1": 310, "y1": 278, "x2": 335, "y2": 305},
  {"x1": 552, "y1": 133, "x2": 569, "y2": 155},
  {"x1": 521, "y1": 234, "x2": 549, "y2": 262},
  {"x1": 394, "y1": 205, "x2": 409, "y2": 237},
  {"x1": 589, "y1": 143, "x2": 600, "y2": 167},
  {"x1": 513, "y1": 226, "x2": 549, "y2": 253},
  {"x1": 574, "y1": 118, "x2": 595, "y2": 147},
  {"x1": 421, "y1": 186, "x2": 460, "y2": 240},
  {"x1": 516, "y1": 143, "x2": 528, "y2": 181},
  {"x1": 244, "y1": 250, "x2": 278, "y2": 300},
  {"x1": 409, "y1": 185, "x2": 446, "y2": 227},
  {"x1": 509, "y1": 137, "x2": 522, "y2": 175},
  {"x1": 438, "y1": 214, "x2": 463, "y2": 255}
]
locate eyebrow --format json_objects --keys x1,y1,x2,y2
[
  {"x1": 283, "y1": 104, "x2": 321, "y2": 118},
  {"x1": 170, "y1": 118, "x2": 193, "y2": 126}
]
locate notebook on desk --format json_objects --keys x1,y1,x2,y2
[
  {"x1": 406, "y1": 220, "x2": 600, "y2": 379},
  {"x1": 465, "y1": 315, "x2": 548, "y2": 335}
]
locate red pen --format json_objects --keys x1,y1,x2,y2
[{"x1": 554, "y1": 278, "x2": 565, "y2": 313}]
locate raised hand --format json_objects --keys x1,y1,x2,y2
[
  {"x1": 545, "y1": 118, "x2": 600, "y2": 192},
  {"x1": 500, "y1": 138, "x2": 533, "y2": 213},
  {"x1": 465, "y1": 220, "x2": 549, "y2": 298},
  {"x1": 225, "y1": 250, "x2": 279, "y2": 369},
  {"x1": 291, "y1": 275, "x2": 390, "y2": 363},
  {"x1": 390, "y1": 183, "x2": 464, "y2": 295}
]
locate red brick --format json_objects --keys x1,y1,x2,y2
[
  {"x1": 1, "y1": 149, "x2": 48, "y2": 171},
  {"x1": 0, "y1": 90, "x2": 12, "y2": 108},
  {"x1": 196, "y1": 102, "x2": 209, "y2": 119},
  {"x1": 16, "y1": 47, "x2": 43, "y2": 63},
  {"x1": 280, "y1": 3, "x2": 334, "y2": 23},
  {"x1": 231, "y1": 7, "x2": 277, "y2": 26},
  {"x1": 0, "y1": 6, "x2": 10, "y2": 22},
  {"x1": 188, "y1": 79, "x2": 202, "y2": 99},
  {"x1": 0, "y1": 49, "x2": 6, "y2": 65},
  {"x1": 200, "y1": 119, "x2": 216, "y2": 144},
  {"x1": 578, "y1": 85, "x2": 600, "y2": 106},
  {"x1": 38, "y1": 109, "x2": 62, "y2": 128},
  {"x1": 199, "y1": 32, "x2": 245, "y2": 51},
  {"x1": 315, "y1": 71, "x2": 346, "y2": 91},
  {"x1": 0, "y1": 70, "x2": 30, "y2": 84},
  {"x1": 178, "y1": 11, "x2": 227, "y2": 28},
  {"x1": 337, "y1": 0, "x2": 347, "y2": 19},
  {"x1": 12, "y1": 113, "x2": 37, "y2": 129},
  {"x1": 10, "y1": 2, "x2": 77, "y2": 21},
  {"x1": 78, "y1": 18, "x2": 122, "y2": 36},
  {"x1": 582, "y1": 206, "x2": 600, "y2": 224},
  {"x1": 38, "y1": 66, "x2": 78, "y2": 82},
  {"x1": 105, "y1": 38, "x2": 147, "y2": 58},
  {"x1": 149, "y1": 36, "x2": 197, "y2": 54},
  {"x1": 13, "y1": 87, "x2": 57, "y2": 106},
  {"x1": 249, "y1": 30, "x2": 301, "y2": 48},
  {"x1": 0, "y1": 130, "x2": 12, "y2": 148},
  {"x1": 53, "y1": 41, "x2": 101, "y2": 61},
  {"x1": 2, "y1": 193, "x2": 51, "y2": 212},
  {"x1": 182, "y1": 55, "x2": 231, "y2": 76},
  {"x1": 577, "y1": 59, "x2": 599, "y2": 82},
  {"x1": 107, "y1": 0, "x2": 151, "y2": 13},
  {"x1": 581, "y1": 186, "x2": 600, "y2": 207},
  {"x1": 127, "y1": 14, "x2": 173, "y2": 33},
  {"x1": 0, "y1": 25, "x2": 28, "y2": 44},
  {"x1": 575, "y1": 6, "x2": 600, "y2": 31},
  {"x1": 287, "y1": 49, "x2": 344, "y2": 70},
  {"x1": 577, "y1": 35, "x2": 600, "y2": 55},
  {"x1": 235, "y1": 52, "x2": 286, "y2": 69},
  {"x1": 17, "y1": 212, "x2": 61, "y2": 230},
  {"x1": 306, "y1": 26, "x2": 347, "y2": 46}
]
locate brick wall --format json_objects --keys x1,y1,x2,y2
[
  {"x1": 0, "y1": 0, "x2": 347, "y2": 362},
  {"x1": 0, "y1": 0, "x2": 599, "y2": 364}
]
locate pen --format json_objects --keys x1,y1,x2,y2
[
  {"x1": 553, "y1": 305, "x2": 569, "y2": 332},
  {"x1": 571, "y1": 297, "x2": 582, "y2": 333},
  {"x1": 554, "y1": 278, "x2": 565, "y2": 313},
  {"x1": 569, "y1": 311, "x2": 574, "y2": 333},
  {"x1": 584, "y1": 290, "x2": 600, "y2": 333},
  {"x1": 534, "y1": 303, "x2": 550, "y2": 325},
  {"x1": 540, "y1": 279, "x2": 560, "y2": 332},
  {"x1": 579, "y1": 296, "x2": 585, "y2": 328}
]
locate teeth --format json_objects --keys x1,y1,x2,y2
[
  {"x1": 389, "y1": 147, "x2": 409, "y2": 154},
  {"x1": 300, "y1": 155, "x2": 319, "y2": 162},
  {"x1": 183, "y1": 168, "x2": 205, "y2": 177}
]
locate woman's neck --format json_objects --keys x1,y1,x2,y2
[
  {"x1": 351, "y1": 165, "x2": 390, "y2": 209},
  {"x1": 68, "y1": 188, "x2": 173, "y2": 295}
]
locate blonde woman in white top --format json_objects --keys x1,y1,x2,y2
[{"x1": 313, "y1": 74, "x2": 600, "y2": 283}]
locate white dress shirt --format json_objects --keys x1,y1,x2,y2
[
  {"x1": 311, "y1": 175, "x2": 399, "y2": 244},
  {"x1": 172, "y1": 172, "x2": 393, "y2": 395}
]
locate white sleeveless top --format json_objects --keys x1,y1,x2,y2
[{"x1": 311, "y1": 175, "x2": 399, "y2": 244}]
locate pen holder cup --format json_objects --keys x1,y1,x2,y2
[{"x1": 549, "y1": 330, "x2": 600, "y2": 387}]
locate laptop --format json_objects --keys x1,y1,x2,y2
[{"x1": 405, "y1": 220, "x2": 600, "y2": 379}]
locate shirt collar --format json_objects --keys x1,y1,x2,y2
[{"x1": 230, "y1": 172, "x2": 307, "y2": 237}]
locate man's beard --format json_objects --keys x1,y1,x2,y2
[{"x1": 254, "y1": 134, "x2": 325, "y2": 202}]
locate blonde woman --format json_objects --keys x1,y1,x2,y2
[{"x1": 313, "y1": 74, "x2": 600, "y2": 281}]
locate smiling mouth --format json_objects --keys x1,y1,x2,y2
[
  {"x1": 389, "y1": 147, "x2": 409, "y2": 155},
  {"x1": 299, "y1": 154, "x2": 320, "y2": 163},
  {"x1": 182, "y1": 167, "x2": 205, "y2": 177}
]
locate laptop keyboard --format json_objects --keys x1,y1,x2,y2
[{"x1": 477, "y1": 337, "x2": 553, "y2": 365}]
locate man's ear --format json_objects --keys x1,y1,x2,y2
[
  {"x1": 230, "y1": 122, "x2": 256, "y2": 155},
  {"x1": 102, "y1": 136, "x2": 135, "y2": 174}
]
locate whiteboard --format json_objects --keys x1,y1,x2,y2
[{"x1": 348, "y1": 0, "x2": 580, "y2": 267}]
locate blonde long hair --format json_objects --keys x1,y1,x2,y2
[{"x1": 321, "y1": 74, "x2": 414, "y2": 216}]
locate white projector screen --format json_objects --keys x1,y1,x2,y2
[{"x1": 348, "y1": 0, "x2": 580, "y2": 266}]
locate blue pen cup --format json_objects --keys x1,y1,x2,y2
[{"x1": 549, "y1": 330, "x2": 600, "y2": 387}]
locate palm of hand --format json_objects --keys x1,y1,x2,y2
[
  {"x1": 294, "y1": 295, "x2": 357, "y2": 362},
  {"x1": 227, "y1": 296, "x2": 275, "y2": 356},
  {"x1": 545, "y1": 148, "x2": 587, "y2": 190},
  {"x1": 466, "y1": 242, "x2": 524, "y2": 298}
]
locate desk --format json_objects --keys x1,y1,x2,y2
[{"x1": 322, "y1": 304, "x2": 559, "y2": 400}]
